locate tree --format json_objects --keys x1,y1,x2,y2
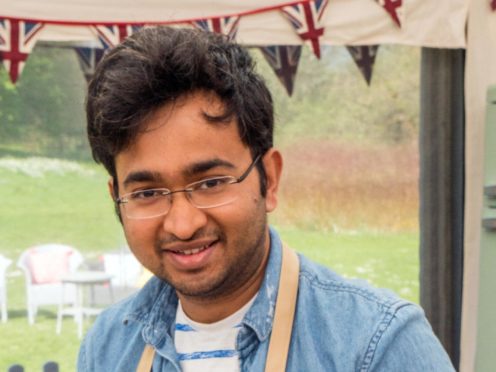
[
  {"x1": 252, "y1": 45, "x2": 420, "y2": 146},
  {"x1": 0, "y1": 45, "x2": 89, "y2": 159}
]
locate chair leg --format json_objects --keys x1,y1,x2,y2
[
  {"x1": 56, "y1": 284, "x2": 66, "y2": 334},
  {"x1": 56, "y1": 311, "x2": 62, "y2": 334},
  {"x1": 27, "y1": 303, "x2": 35, "y2": 325},
  {"x1": 1, "y1": 299, "x2": 6, "y2": 323}
]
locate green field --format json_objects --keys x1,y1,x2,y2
[{"x1": 0, "y1": 157, "x2": 419, "y2": 370}]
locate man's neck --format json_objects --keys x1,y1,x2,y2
[{"x1": 177, "y1": 242, "x2": 270, "y2": 324}]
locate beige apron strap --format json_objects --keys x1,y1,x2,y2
[
  {"x1": 265, "y1": 244, "x2": 300, "y2": 372},
  {"x1": 136, "y1": 243, "x2": 299, "y2": 372},
  {"x1": 136, "y1": 344, "x2": 155, "y2": 372}
]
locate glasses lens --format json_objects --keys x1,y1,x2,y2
[
  {"x1": 122, "y1": 189, "x2": 171, "y2": 219},
  {"x1": 189, "y1": 176, "x2": 238, "y2": 208}
]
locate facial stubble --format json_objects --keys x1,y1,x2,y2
[{"x1": 153, "y1": 204, "x2": 269, "y2": 301}]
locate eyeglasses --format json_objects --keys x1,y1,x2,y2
[{"x1": 116, "y1": 154, "x2": 262, "y2": 219}]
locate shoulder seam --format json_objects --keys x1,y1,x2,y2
[{"x1": 359, "y1": 302, "x2": 413, "y2": 371}]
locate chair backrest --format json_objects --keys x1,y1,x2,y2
[{"x1": 17, "y1": 244, "x2": 83, "y2": 285}]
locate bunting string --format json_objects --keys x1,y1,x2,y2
[{"x1": 0, "y1": 1, "x2": 421, "y2": 89}]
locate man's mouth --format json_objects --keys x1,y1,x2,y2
[
  {"x1": 162, "y1": 240, "x2": 218, "y2": 270},
  {"x1": 166, "y1": 240, "x2": 217, "y2": 255},
  {"x1": 171, "y1": 244, "x2": 211, "y2": 255}
]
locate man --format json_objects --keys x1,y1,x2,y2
[{"x1": 79, "y1": 26, "x2": 455, "y2": 371}]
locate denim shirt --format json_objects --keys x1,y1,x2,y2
[{"x1": 78, "y1": 228, "x2": 455, "y2": 371}]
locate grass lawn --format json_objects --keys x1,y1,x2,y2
[
  {"x1": 0, "y1": 157, "x2": 419, "y2": 370},
  {"x1": 277, "y1": 227, "x2": 419, "y2": 302}
]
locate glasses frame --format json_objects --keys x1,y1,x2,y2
[{"x1": 116, "y1": 154, "x2": 262, "y2": 219}]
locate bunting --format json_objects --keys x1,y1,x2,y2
[
  {"x1": 281, "y1": 0, "x2": 329, "y2": 59},
  {"x1": 0, "y1": 4, "x2": 414, "y2": 91},
  {"x1": 375, "y1": 0, "x2": 403, "y2": 27},
  {"x1": 492, "y1": 0, "x2": 496, "y2": 11},
  {"x1": 91, "y1": 25, "x2": 142, "y2": 50},
  {"x1": 74, "y1": 47, "x2": 105, "y2": 82},
  {"x1": 192, "y1": 16, "x2": 240, "y2": 40},
  {"x1": 0, "y1": 19, "x2": 44, "y2": 83},
  {"x1": 346, "y1": 45, "x2": 379, "y2": 85},
  {"x1": 260, "y1": 45, "x2": 302, "y2": 96}
]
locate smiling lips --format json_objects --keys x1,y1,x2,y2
[
  {"x1": 166, "y1": 239, "x2": 217, "y2": 254},
  {"x1": 172, "y1": 245, "x2": 209, "y2": 255},
  {"x1": 162, "y1": 240, "x2": 217, "y2": 270}
]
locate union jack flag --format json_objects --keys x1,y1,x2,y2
[
  {"x1": 375, "y1": 0, "x2": 404, "y2": 27},
  {"x1": 281, "y1": 0, "x2": 329, "y2": 59},
  {"x1": 74, "y1": 47, "x2": 105, "y2": 82},
  {"x1": 260, "y1": 45, "x2": 302, "y2": 96},
  {"x1": 91, "y1": 25, "x2": 142, "y2": 50},
  {"x1": 192, "y1": 16, "x2": 240, "y2": 40},
  {"x1": 346, "y1": 45, "x2": 380, "y2": 86},
  {"x1": 0, "y1": 19, "x2": 44, "y2": 83}
]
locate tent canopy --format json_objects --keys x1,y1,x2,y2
[{"x1": 0, "y1": 0, "x2": 467, "y2": 47}]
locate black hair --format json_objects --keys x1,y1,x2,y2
[{"x1": 86, "y1": 26, "x2": 274, "y2": 197}]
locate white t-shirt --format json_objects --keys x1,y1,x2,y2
[{"x1": 174, "y1": 296, "x2": 256, "y2": 372}]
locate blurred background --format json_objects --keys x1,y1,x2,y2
[{"x1": 0, "y1": 44, "x2": 420, "y2": 370}]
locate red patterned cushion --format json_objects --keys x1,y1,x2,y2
[{"x1": 27, "y1": 249, "x2": 71, "y2": 284}]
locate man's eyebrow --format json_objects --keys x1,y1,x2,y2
[
  {"x1": 123, "y1": 170, "x2": 162, "y2": 188},
  {"x1": 184, "y1": 158, "x2": 236, "y2": 177},
  {"x1": 122, "y1": 159, "x2": 236, "y2": 187}
]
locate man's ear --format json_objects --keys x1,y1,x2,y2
[
  {"x1": 262, "y1": 148, "x2": 283, "y2": 213},
  {"x1": 108, "y1": 178, "x2": 117, "y2": 200},
  {"x1": 108, "y1": 178, "x2": 123, "y2": 223}
]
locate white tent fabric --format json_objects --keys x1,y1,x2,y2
[
  {"x1": 0, "y1": 0, "x2": 467, "y2": 47},
  {"x1": 461, "y1": 2, "x2": 496, "y2": 371}
]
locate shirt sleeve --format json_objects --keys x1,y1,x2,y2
[{"x1": 362, "y1": 303, "x2": 456, "y2": 371}]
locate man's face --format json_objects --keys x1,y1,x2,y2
[{"x1": 112, "y1": 91, "x2": 280, "y2": 302}]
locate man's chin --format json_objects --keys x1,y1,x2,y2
[{"x1": 170, "y1": 274, "x2": 230, "y2": 300}]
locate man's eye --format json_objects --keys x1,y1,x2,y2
[
  {"x1": 131, "y1": 189, "x2": 163, "y2": 199},
  {"x1": 196, "y1": 177, "x2": 230, "y2": 191}
]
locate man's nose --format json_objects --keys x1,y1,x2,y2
[{"x1": 161, "y1": 193, "x2": 208, "y2": 240}]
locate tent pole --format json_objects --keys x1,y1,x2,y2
[{"x1": 419, "y1": 47, "x2": 465, "y2": 369}]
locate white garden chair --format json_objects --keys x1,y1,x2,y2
[
  {"x1": 102, "y1": 250, "x2": 142, "y2": 288},
  {"x1": 17, "y1": 244, "x2": 84, "y2": 324},
  {"x1": 101, "y1": 250, "x2": 143, "y2": 301},
  {"x1": 0, "y1": 254, "x2": 12, "y2": 322}
]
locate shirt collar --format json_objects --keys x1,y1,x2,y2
[
  {"x1": 122, "y1": 274, "x2": 177, "y2": 345},
  {"x1": 241, "y1": 226, "x2": 282, "y2": 342}
]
